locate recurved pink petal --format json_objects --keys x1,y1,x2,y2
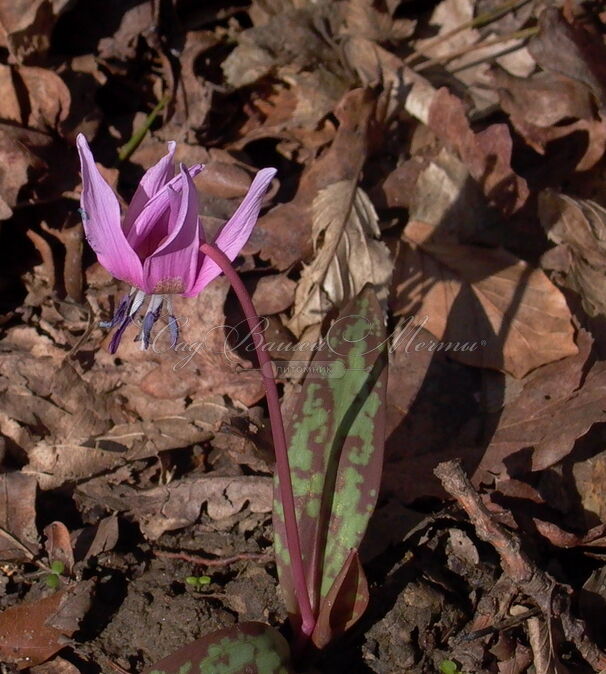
[
  {"x1": 76, "y1": 134, "x2": 143, "y2": 287},
  {"x1": 126, "y1": 164, "x2": 204, "y2": 254},
  {"x1": 141, "y1": 166, "x2": 202, "y2": 295},
  {"x1": 122, "y1": 141, "x2": 176, "y2": 236},
  {"x1": 184, "y1": 167, "x2": 276, "y2": 297}
]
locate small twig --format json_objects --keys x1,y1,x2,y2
[
  {"x1": 405, "y1": 0, "x2": 533, "y2": 66},
  {"x1": 434, "y1": 460, "x2": 606, "y2": 670},
  {"x1": 413, "y1": 26, "x2": 538, "y2": 73},
  {"x1": 154, "y1": 550, "x2": 273, "y2": 567},
  {"x1": 458, "y1": 607, "x2": 541, "y2": 642}
]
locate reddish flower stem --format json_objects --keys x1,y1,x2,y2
[{"x1": 200, "y1": 243, "x2": 315, "y2": 640}]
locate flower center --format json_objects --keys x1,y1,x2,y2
[{"x1": 153, "y1": 278, "x2": 185, "y2": 294}]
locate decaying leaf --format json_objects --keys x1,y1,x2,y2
[
  {"x1": 491, "y1": 66, "x2": 606, "y2": 171},
  {"x1": 274, "y1": 286, "x2": 387, "y2": 647},
  {"x1": 0, "y1": 66, "x2": 70, "y2": 132},
  {"x1": 539, "y1": 191, "x2": 606, "y2": 317},
  {"x1": 76, "y1": 474, "x2": 273, "y2": 539},
  {"x1": 29, "y1": 655, "x2": 81, "y2": 674},
  {"x1": 0, "y1": 581, "x2": 92, "y2": 669},
  {"x1": 472, "y1": 331, "x2": 606, "y2": 481},
  {"x1": 392, "y1": 219, "x2": 577, "y2": 378},
  {"x1": 287, "y1": 180, "x2": 391, "y2": 337},
  {"x1": 252, "y1": 88, "x2": 376, "y2": 270},
  {"x1": 426, "y1": 88, "x2": 529, "y2": 214},
  {"x1": 142, "y1": 622, "x2": 293, "y2": 674},
  {"x1": 0, "y1": 472, "x2": 39, "y2": 561},
  {"x1": 0, "y1": 0, "x2": 71, "y2": 64},
  {"x1": 529, "y1": 7, "x2": 606, "y2": 113}
]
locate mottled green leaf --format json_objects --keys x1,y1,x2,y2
[
  {"x1": 142, "y1": 622, "x2": 293, "y2": 674},
  {"x1": 274, "y1": 285, "x2": 387, "y2": 646}
]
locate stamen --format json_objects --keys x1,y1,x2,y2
[
  {"x1": 100, "y1": 294, "x2": 130, "y2": 329},
  {"x1": 140, "y1": 295, "x2": 164, "y2": 350},
  {"x1": 109, "y1": 316, "x2": 133, "y2": 354}
]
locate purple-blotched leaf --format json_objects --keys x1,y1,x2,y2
[
  {"x1": 141, "y1": 622, "x2": 293, "y2": 674},
  {"x1": 273, "y1": 285, "x2": 387, "y2": 647}
]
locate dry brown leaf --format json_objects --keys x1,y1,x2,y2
[
  {"x1": 72, "y1": 515, "x2": 119, "y2": 562},
  {"x1": 491, "y1": 67, "x2": 595, "y2": 130},
  {"x1": 0, "y1": 473, "x2": 39, "y2": 561},
  {"x1": 0, "y1": 581, "x2": 92, "y2": 669},
  {"x1": 30, "y1": 656, "x2": 81, "y2": 674},
  {"x1": 392, "y1": 220, "x2": 577, "y2": 378},
  {"x1": 222, "y1": 6, "x2": 336, "y2": 89},
  {"x1": 472, "y1": 331, "x2": 606, "y2": 481},
  {"x1": 252, "y1": 88, "x2": 376, "y2": 270},
  {"x1": 539, "y1": 191, "x2": 606, "y2": 317},
  {"x1": 0, "y1": 0, "x2": 71, "y2": 63},
  {"x1": 252, "y1": 274, "x2": 296, "y2": 316},
  {"x1": 529, "y1": 7, "x2": 606, "y2": 113},
  {"x1": 527, "y1": 616, "x2": 570, "y2": 674},
  {"x1": 339, "y1": 0, "x2": 415, "y2": 42},
  {"x1": 0, "y1": 356, "x2": 112, "y2": 453},
  {"x1": 155, "y1": 30, "x2": 217, "y2": 142},
  {"x1": 0, "y1": 125, "x2": 47, "y2": 219},
  {"x1": 426, "y1": 88, "x2": 529, "y2": 214},
  {"x1": 409, "y1": 149, "x2": 494, "y2": 241},
  {"x1": 43, "y1": 522, "x2": 74, "y2": 574},
  {"x1": 287, "y1": 181, "x2": 391, "y2": 336},
  {"x1": 412, "y1": 0, "x2": 533, "y2": 111},
  {"x1": 97, "y1": 1, "x2": 155, "y2": 60},
  {"x1": 11, "y1": 66, "x2": 71, "y2": 132},
  {"x1": 24, "y1": 397, "x2": 235, "y2": 489},
  {"x1": 75, "y1": 475, "x2": 272, "y2": 539},
  {"x1": 572, "y1": 449, "x2": 606, "y2": 528},
  {"x1": 491, "y1": 66, "x2": 606, "y2": 171}
]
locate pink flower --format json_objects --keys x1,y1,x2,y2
[{"x1": 76, "y1": 134, "x2": 276, "y2": 353}]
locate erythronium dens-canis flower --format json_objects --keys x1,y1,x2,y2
[{"x1": 76, "y1": 134, "x2": 276, "y2": 352}]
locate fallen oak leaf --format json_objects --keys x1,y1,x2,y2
[{"x1": 0, "y1": 580, "x2": 92, "y2": 670}]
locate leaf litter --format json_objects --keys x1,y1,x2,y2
[{"x1": 1, "y1": 0, "x2": 606, "y2": 672}]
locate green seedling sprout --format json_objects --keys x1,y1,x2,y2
[
  {"x1": 440, "y1": 659, "x2": 462, "y2": 674},
  {"x1": 185, "y1": 575, "x2": 211, "y2": 589},
  {"x1": 44, "y1": 560, "x2": 65, "y2": 590}
]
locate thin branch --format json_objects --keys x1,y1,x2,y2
[
  {"x1": 414, "y1": 26, "x2": 538, "y2": 73},
  {"x1": 434, "y1": 460, "x2": 606, "y2": 670}
]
